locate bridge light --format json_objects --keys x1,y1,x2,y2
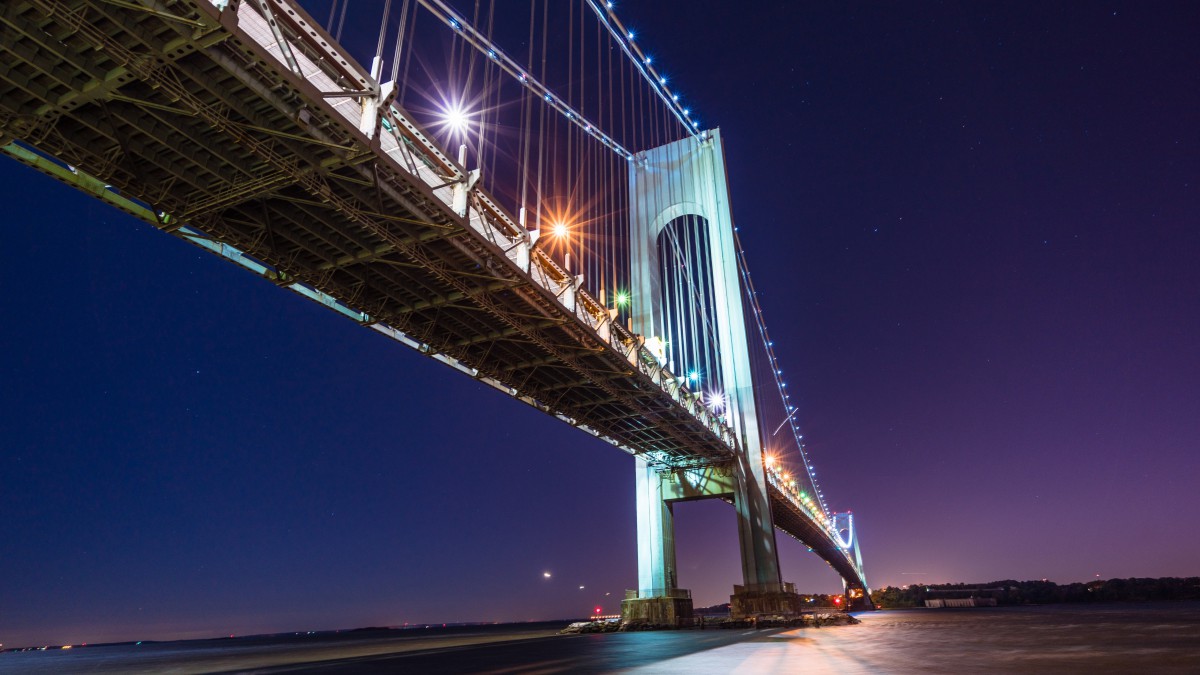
[
  {"x1": 441, "y1": 105, "x2": 468, "y2": 135},
  {"x1": 627, "y1": 30, "x2": 635, "y2": 40},
  {"x1": 614, "y1": 291, "x2": 630, "y2": 307},
  {"x1": 552, "y1": 222, "x2": 569, "y2": 239},
  {"x1": 687, "y1": 370, "x2": 699, "y2": 382},
  {"x1": 705, "y1": 391, "x2": 726, "y2": 413}
]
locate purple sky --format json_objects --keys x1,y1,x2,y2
[{"x1": 2, "y1": 0, "x2": 1197, "y2": 648}]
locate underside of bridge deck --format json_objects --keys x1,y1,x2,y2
[{"x1": 0, "y1": 0, "x2": 736, "y2": 467}]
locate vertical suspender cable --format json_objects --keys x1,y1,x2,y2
[
  {"x1": 335, "y1": 0, "x2": 349, "y2": 42},
  {"x1": 326, "y1": 0, "x2": 339, "y2": 30}
]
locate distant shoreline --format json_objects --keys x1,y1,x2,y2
[
  {"x1": 1, "y1": 620, "x2": 572, "y2": 654},
  {"x1": 871, "y1": 577, "x2": 1200, "y2": 610}
]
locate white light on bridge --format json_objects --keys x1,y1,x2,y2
[
  {"x1": 705, "y1": 391, "x2": 726, "y2": 413},
  {"x1": 440, "y1": 102, "x2": 469, "y2": 137}
]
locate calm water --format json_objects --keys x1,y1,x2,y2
[
  {"x1": 635, "y1": 604, "x2": 1200, "y2": 674},
  {"x1": 3, "y1": 604, "x2": 1199, "y2": 673}
]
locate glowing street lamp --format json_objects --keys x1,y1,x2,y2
[
  {"x1": 546, "y1": 220, "x2": 575, "y2": 271},
  {"x1": 445, "y1": 108, "x2": 466, "y2": 132},
  {"x1": 706, "y1": 391, "x2": 726, "y2": 414},
  {"x1": 438, "y1": 98, "x2": 471, "y2": 140}
]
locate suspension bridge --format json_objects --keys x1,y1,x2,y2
[{"x1": 0, "y1": 0, "x2": 872, "y2": 619}]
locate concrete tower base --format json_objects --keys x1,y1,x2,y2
[
  {"x1": 620, "y1": 590, "x2": 694, "y2": 628},
  {"x1": 845, "y1": 585, "x2": 873, "y2": 611},
  {"x1": 730, "y1": 583, "x2": 804, "y2": 618}
]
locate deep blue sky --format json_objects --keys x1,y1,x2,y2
[{"x1": 2, "y1": 1, "x2": 1197, "y2": 647}]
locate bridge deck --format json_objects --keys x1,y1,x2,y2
[{"x1": 1, "y1": 0, "x2": 866, "y2": 593}]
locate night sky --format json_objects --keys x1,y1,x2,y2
[{"x1": 2, "y1": 1, "x2": 1197, "y2": 648}]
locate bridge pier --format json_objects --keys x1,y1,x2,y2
[
  {"x1": 621, "y1": 457, "x2": 695, "y2": 627},
  {"x1": 730, "y1": 583, "x2": 804, "y2": 617},
  {"x1": 621, "y1": 457, "x2": 807, "y2": 625},
  {"x1": 844, "y1": 583, "x2": 873, "y2": 611}
]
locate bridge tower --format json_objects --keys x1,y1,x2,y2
[
  {"x1": 834, "y1": 512, "x2": 872, "y2": 611},
  {"x1": 620, "y1": 130, "x2": 803, "y2": 625}
]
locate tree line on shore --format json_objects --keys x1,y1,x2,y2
[{"x1": 870, "y1": 577, "x2": 1200, "y2": 608}]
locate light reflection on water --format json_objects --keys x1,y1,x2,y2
[{"x1": 632, "y1": 604, "x2": 1200, "y2": 674}]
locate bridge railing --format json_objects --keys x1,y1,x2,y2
[
  {"x1": 765, "y1": 464, "x2": 859, "y2": 567},
  {"x1": 764, "y1": 465, "x2": 867, "y2": 585},
  {"x1": 201, "y1": 0, "x2": 740, "y2": 466},
  {"x1": 764, "y1": 464, "x2": 831, "y2": 532}
]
